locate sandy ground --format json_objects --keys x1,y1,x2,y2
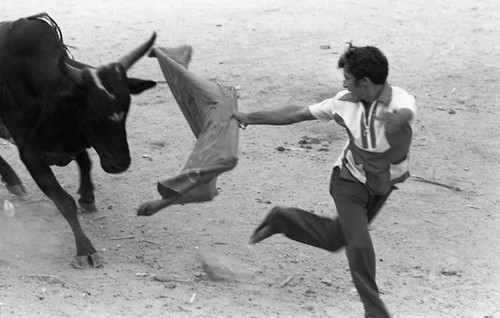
[{"x1": 0, "y1": 0, "x2": 499, "y2": 317}]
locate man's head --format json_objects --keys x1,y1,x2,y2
[
  {"x1": 338, "y1": 44, "x2": 388, "y2": 101},
  {"x1": 338, "y1": 44, "x2": 388, "y2": 84}
]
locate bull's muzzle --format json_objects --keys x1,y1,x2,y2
[{"x1": 100, "y1": 156, "x2": 130, "y2": 174}]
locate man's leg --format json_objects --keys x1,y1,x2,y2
[
  {"x1": 249, "y1": 205, "x2": 345, "y2": 252},
  {"x1": 249, "y1": 168, "x2": 392, "y2": 316},
  {"x1": 248, "y1": 169, "x2": 392, "y2": 250},
  {"x1": 331, "y1": 176, "x2": 391, "y2": 318},
  {"x1": 366, "y1": 187, "x2": 394, "y2": 223}
]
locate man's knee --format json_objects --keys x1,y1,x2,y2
[{"x1": 345, "y1": 245, "x2": 376, "y2": 263}]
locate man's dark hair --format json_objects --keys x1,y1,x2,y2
[{"x1": 337, "y1": 43, "x2": 388, "y2": 84}]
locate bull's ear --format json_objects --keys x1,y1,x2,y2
[{"x1": 127, "y1": 78, "x2": 156, "y2": 95}]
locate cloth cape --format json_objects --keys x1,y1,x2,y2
[{"x1": 137, "y1": 46, "x2": 239, "y2": 216}]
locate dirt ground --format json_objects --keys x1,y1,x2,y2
[{"x1": 0, "y1": 0, "x2": 499, "y2": 317}]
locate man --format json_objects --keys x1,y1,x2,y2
[{"x1": 233, "y1": 44, "x2": 416, "y2": 318}]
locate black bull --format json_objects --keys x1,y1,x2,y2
[{"x1": 0, "y1": 13, "x2": 156, "y2": 268}]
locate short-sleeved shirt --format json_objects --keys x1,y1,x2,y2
[{"x1": 308, "y1": 83, "x2": 417, "y2": 195}]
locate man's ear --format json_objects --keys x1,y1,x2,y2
[
  {"x1": 361, "y1": 77, "x2": 372, "y2": 86},
  {"x1": 127, "y1": 78, "x2": 157, "y2": 95}
]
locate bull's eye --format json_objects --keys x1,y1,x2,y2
[{"x1": 108, "y1": 111, "x2": 126, "y2": 122}]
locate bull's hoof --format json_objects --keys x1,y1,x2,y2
[
  {"x1": 78, "y1": 200, "x2": 97, "y2": 213},
  {"x1": 7, "y1": 184, "x2": 27, "y2": 197},
  {"x1": 70, "y1": 252, "x2": 103, "y2": 269}
]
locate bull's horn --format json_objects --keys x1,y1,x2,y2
[
  {"x1": 62, "y1": 61, "x2": 84, "y2": 84},
  {"x1": 118, "y1": 32, "x2": 157, "y2": 71}
]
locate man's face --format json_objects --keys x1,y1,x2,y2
[{"x1": 342, "y1": 69, "x2": 366, "y2": 101}]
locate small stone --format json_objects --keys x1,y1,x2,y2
[
  {"x1": 440, "y1": 268, "x2": 458, "y2": 276},
  {"x1": 302, "y1": 305, "x2": 315, "y2": 312},
  {"x1": 200, "y1": 253, "x2": 236, "y2": 282}
]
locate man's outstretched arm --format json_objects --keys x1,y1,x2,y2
[{"x1": 234, "y1": 105, "x2": 316, "y2": 127}]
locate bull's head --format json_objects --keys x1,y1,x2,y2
[{"x1": 61, "y1": 33, "x2": 157, "y2": 174}]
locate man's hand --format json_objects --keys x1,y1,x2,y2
[
  {"x1": 233, "y1": 112, "x2": 249, "y2": 129},
  {"x1": 376, "y1": 109, "x2": 412, "y2": 134}
]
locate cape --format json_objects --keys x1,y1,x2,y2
[{"x1": 137, "y1": 46, "x2": 239, "y2": 216}]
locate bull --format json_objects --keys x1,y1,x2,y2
[{"x1": 0, "y1": 13, "x2": 156, "y2": 268}]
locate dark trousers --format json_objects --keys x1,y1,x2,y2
[{"x1": 264, "y1": 168, "x2": 392, "y2": 317}]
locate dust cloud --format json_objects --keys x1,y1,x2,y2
[{"x1": 0, "y1": 200, "x2": 66, "y2": 263}]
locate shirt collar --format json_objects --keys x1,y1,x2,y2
[
  {"x1": 339, "y1": 82, "x2": 392, "y2": 105},
  {"x1": 377, "y1": 82, "x2": 392, "y2": 105}
]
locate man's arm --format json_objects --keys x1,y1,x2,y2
[
  {"x1": 234, "y1": 105, "x2": 316, "y2": 127},
  {"x1": 376, "y1": 108, "x2": 413, "y2": 134}
]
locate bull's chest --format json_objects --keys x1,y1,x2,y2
[{"x1": 31, "y1": 129, "x2": 89, "y2": 167}]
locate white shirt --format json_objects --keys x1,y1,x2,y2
[{"x1": 308, "y1": 84, "x2": 417, "y2": 194}]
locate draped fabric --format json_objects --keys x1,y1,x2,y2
[{"x1": 137, "y1": 46, "x2": 239, "y2": 216}]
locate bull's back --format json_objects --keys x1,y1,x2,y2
[
  {"x1": 0, "y1": 16, "x2": 72, "y2": 137},
  {"x1": 0, "y1": 20, "x2": 14, "y2": 46},
  {"x1": 0, "y1": 20, "x2": 17, "y2": 134},
  {"x1": 0, "y1": 16, "x2": 68, "y2": 83},
  {"x1": 0, "y1": 19, "x2": 14, "y2": 87}
]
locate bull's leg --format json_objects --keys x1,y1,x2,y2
[
  {"x1": 19, "y1": 149, "x2": 102, "y2": 268},
  {"x1": 75, "y1": 150, "x2": 96, "y2": 212},
  {"x1": 0, "y1": 154, "x2": 27, "y2": 197}
]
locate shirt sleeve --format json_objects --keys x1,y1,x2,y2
[
  {"x1": 391, "y1": 88, "x2": 417, "y2": 122},
  {"x1": 308, "y1": 91, "x2": 345, "y2": 122}
]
